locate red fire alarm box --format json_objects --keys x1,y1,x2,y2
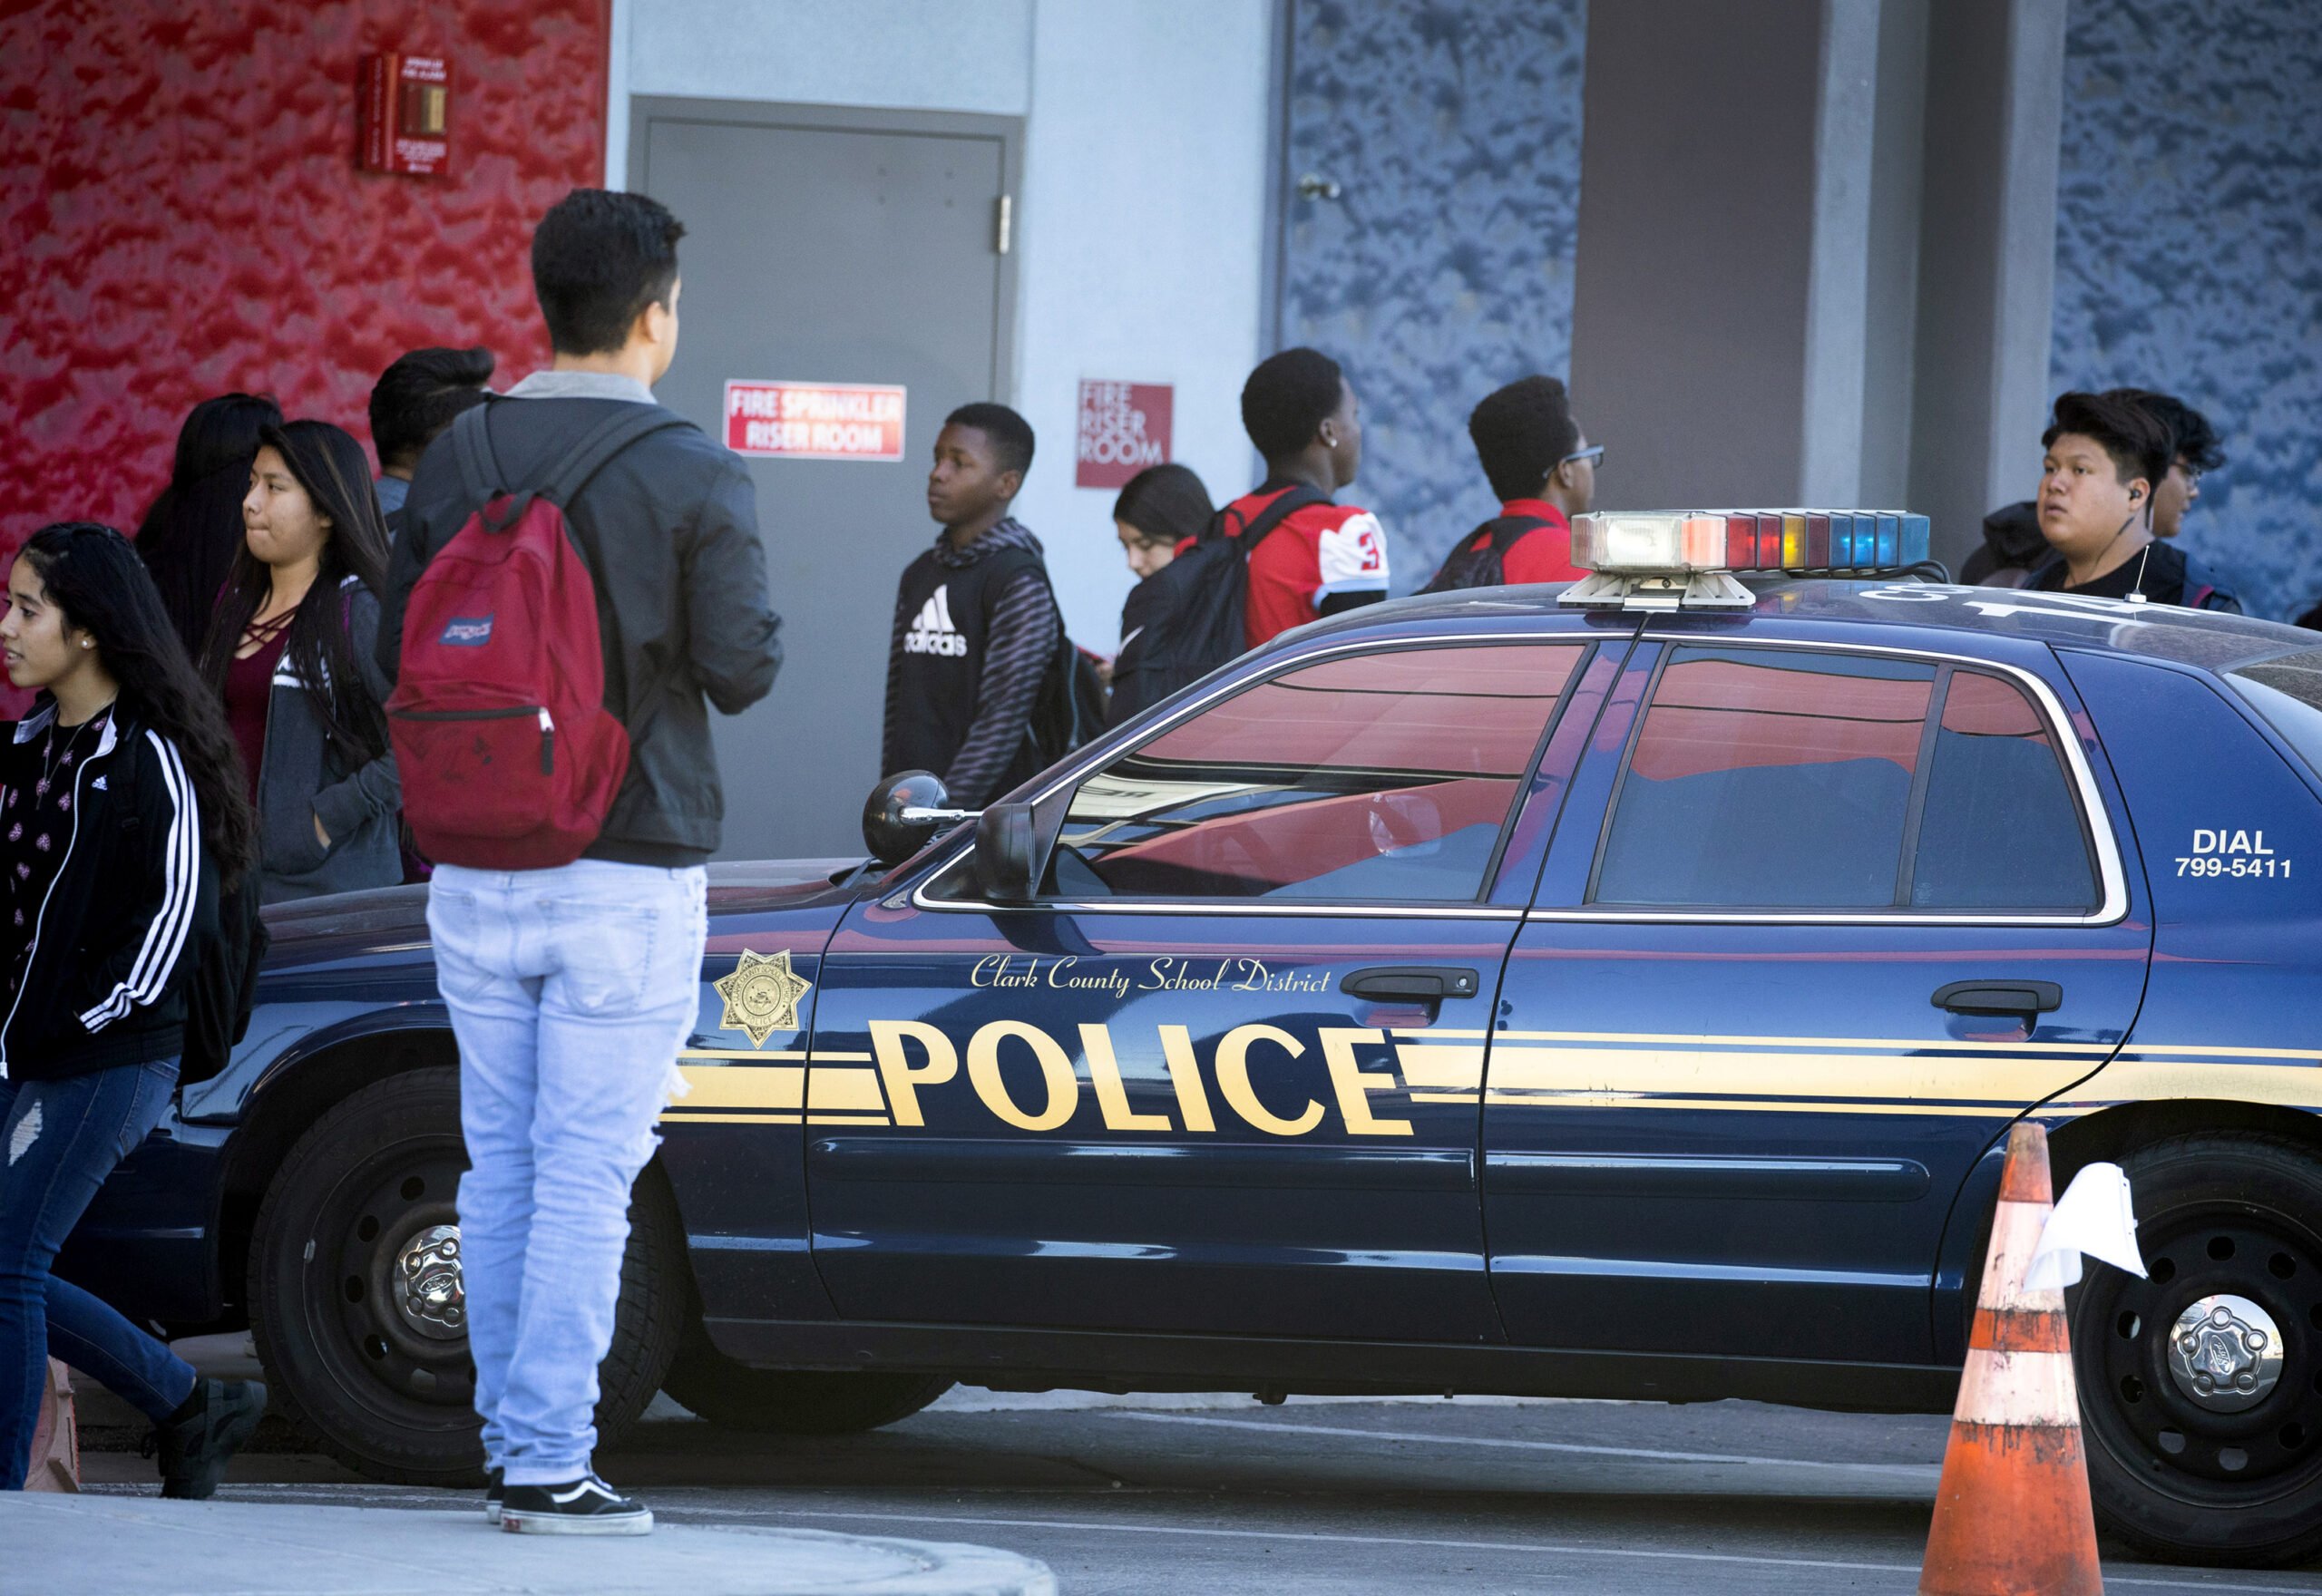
[{"x1": 358, "y1": 54, "x2": 451, "y2": 178}]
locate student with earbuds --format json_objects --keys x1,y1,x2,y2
[{"x1": 2024, "y1": 390, "x2": 2239, "y2": 611}]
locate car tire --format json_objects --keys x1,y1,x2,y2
[
  {"x1": 660, "y1": 1318, "x2": 952, "y2": 1435},
  {"x1": 2070, "y1": 1132, "x2": 2322, "y2": 1567},
  {"x1": 248, "y1": 1067, "x2": 690, "y2": 1485}
]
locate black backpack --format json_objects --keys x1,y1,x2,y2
[
  {"x1": 1419, "y1": 513, "x2": 1554, "y2": 594},
  {"x1": 1106, "y1": 484, "x2": 1330, "y2": 725},
  {"x1": 1029, "y1": 626, "x2": 1108, "y2": 765}
]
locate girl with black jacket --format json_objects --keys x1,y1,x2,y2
[
  {"x1": 199, "y1": 421, "x2": 402, "y2": 902},
  {"x1": 0, "y1": 523, "x2": 264, "y2": 1495},
  {"x1": 1104, "y1": 462, "x2": 1215, "y2": 727}
]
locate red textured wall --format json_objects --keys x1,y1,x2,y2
[{"x1": 0, "y1": 0, "x2": 609, "y2": 551}]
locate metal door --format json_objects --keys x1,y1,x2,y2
[{"x1": 633, "y1": 100, "x2": 1020, "y2": 860}]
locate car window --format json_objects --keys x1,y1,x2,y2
[
  {"x1": 1595, "y1": 647, "x2": 1934, "y2": 907},
  {"x1": 1911, "y1": 671, "x2": 2097, "y2": 909},
  {"x1": 1049, "y1": 645, "x2": 1581, "y2": 901},
  {"x1": 2225, "y1": 649, "x2": 2322, "y2": 783},
  {"x1": 1595, "y1": 647, "x2": 2100, "y2": 913}
]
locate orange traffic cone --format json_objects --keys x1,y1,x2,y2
[
  {"x1": 1920, "y1": 1121, "x2": 2101, "y2": 1594},
  {"x1": 24, "y1": 1358, "x2": 79, "y2": 1493}
]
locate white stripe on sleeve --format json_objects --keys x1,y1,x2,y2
[{"x1": 78, "y1": 732, "x2": 200, "y2": 1032}]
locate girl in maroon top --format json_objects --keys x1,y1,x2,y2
[{"x1": 196, "y1": 422, "x2": 400, "y2": 902}]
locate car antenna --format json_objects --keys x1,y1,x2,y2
[{"x1": 2125, "y1": 541, "x2": 2153, "y2": 605}]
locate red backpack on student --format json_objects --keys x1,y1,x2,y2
[{"x1": 388, "y1": 404, "x2": 685, "y2": 870}]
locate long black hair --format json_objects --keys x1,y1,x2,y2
[
  {"x1": 197, "y1": 421, "x2": 392, "y2": 769},
  {"x1": 20, "y1": 523, "x2": 258, "y2": 882},
  {"x1": 135, "y1": 393, "x2": 283, "y2": 657},
  {"x1": 1113, "y1": 463, "x2": 1215, "y2": 550}
]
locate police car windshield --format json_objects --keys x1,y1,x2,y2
[{"x1": 2225, "y1": 648, "x2": 2322, "y2": 783}]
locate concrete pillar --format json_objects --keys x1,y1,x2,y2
[
  {"x1": 1907, "y1": 0, "x2": 2068, "y2": 569},
  {"x1": 1567, "y1": 0, "x2": 1822, "y2": 511},
  {"x1": 1570, "y1": 0, "x2": 2064, "y2": 571}
]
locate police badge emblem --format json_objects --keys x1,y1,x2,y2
[{"x1": 713, "y1": 948, "x2": 814, "y2": 1046}]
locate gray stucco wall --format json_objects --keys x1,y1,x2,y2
[
  {"x1": 1281, "y1": 0, "x2": 1589, "y2": 589},
  {"x1": 2046, "y1": 0, "x2": 2322, "y2": 619}
]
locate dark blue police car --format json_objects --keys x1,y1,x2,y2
[{"x1": 56, "y1": 568, "x2": 2322, "y2": 1567}]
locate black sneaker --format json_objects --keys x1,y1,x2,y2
[
  {"x1": 484, "y1": 1468, "x2": 504, "y2": 1524},
  {"x1": 500, "y1": 1473, "x2": 652, "y2": 1535},
  {"x1": 153, "y1": 1379, "x2": 268, "y2": 1500}
]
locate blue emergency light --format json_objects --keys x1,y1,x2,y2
[{"x1": 1563, "y1": 508, "x2": 1932, "y2": 610}]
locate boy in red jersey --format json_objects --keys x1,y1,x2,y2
[
  {"x1": 1421, "y1": 375, "x2": 1597, "y2": 591},
  {"x1": 1206, "y1": 348, "x2": 1389, "y2": 647}
]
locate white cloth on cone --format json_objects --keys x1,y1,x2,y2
[{"x1": 2024, "y1": 1160, "x2": 2145, "y2": 1289}]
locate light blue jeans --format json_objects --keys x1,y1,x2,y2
[{"x1": 427, "y1": 859, "x2": 707, "y2": 1486}]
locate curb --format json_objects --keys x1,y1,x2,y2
[{"x1": 5, "y1": 1494, "x2": 1058, "y2": 1596}]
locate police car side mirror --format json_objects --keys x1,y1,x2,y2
[
  {"x1": 862, "y1": 770, "x2": 974, "y2": 866},
  {"x1": 974, "y1": 802, "x2": 1039, "y2": 902}
]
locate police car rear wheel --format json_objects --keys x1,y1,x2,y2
[
  {"x1": 2071, "y1": 1133, "x2": 2322, "y2": 1567},
  {"x1": 248, "y1": 1068, "x2": 690, "y2": 1485},
  {"x1": 660, "y1": 1316, "x2": 951, "y2": 1434}
]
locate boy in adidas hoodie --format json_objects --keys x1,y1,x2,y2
[
  {"x1": 882, "y1": 403, "x2": 1061, "y2": 808},
  {"x1": 1209, "y1": 347, "x2": 1389, "y2": 647}
]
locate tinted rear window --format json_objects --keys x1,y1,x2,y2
[{"x1": 1595, "y1": 647, "x2": 2099, "y2": 912}]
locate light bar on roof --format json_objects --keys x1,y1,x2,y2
[{"x1": 1560, "y1": 508, "x2": 1934, "y2": 609}]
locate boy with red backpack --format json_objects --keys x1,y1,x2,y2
[
  {"x1": 376, "y1": 190, "x2": 781, "y2": 1534},
  {"x1": 1420, "y1": 375, "x2": 1598, "y2": 592}
]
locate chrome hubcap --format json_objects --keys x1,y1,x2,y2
[
  {"x1": 2166, "y1": 1293, "x2": 2282, "y2": 1412},
  {"x1": 392, "y1": 1222, "x2": 466, "y2": 1339}
]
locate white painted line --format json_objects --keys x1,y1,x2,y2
[
  {"x1": 737, "y1": 1507, "x2": 2311, "y2": 1591},
  {"x1": 1104, "y1": 1409, "x2": 1942, "y2": 1476}
]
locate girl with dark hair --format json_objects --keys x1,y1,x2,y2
[
  {"x1": 1105, "y1": 462, "x2": 1214, "y2": 726},
  {"x1": 0, "y1": 522, "x2": 265, "y2": 1496},
  {"x1": 198, "y1": 421, "x2": 402, "y2": 901},
  {"x1": 135, "y1": 393, "x2": 285, "y2": 657}
]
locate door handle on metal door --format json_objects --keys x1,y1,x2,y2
[
  {"x1": 1931, "y1": 979, "x2": 2063, "y2": 1018},
  {"x1": 1341, "y1": 967, "x2": 1480, "y2": 1000}
]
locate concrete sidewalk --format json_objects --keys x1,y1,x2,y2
[{"x1": 5, "y1": 1492, "x2": 1057, "y2": 1596}]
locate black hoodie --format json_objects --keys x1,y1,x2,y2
[{"x1": 0, "y1": 703, "x2": 220, "y2": 1081}]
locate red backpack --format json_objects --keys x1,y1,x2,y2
[{"x1": 388, "y1": 404, "x2": 685, "y2": 870}]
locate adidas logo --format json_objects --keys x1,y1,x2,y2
[{"x1": 903, "y1": 585, "x2": 969, "y2": 657}]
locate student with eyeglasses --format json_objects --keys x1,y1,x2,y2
[
  {"x1": 1421, "y1": 375, "x2": 1600, "y2": 593},
  {"x1": 2023, "y1": 390, "x2": 2239, "y2": 611},
  {"x1": 1965, "y1": 387, "x2": 2227, "y2": 588}
]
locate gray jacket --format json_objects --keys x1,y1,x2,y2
[
  {"x1": 378, "y1": 375, "x2": 783, "y2": 867},
  {"x1": 259, "y1": 578, "x2": 403, "y2": 903}
]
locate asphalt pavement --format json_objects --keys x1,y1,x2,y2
[{"x1": 59, "y1": 1367, "x2": 2322, "y2": 1596}]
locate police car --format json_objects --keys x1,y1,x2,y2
[{"x1": 60, "y1": 510, "x2": 2322, "y2": 1568}]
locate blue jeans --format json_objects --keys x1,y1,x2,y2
[
  {"x1": 1, "y1": 1058, "x2": 197, "y2": 1490},
  {"x1": 428, "y1": 860, "x2": 707, "y2": 1486}
]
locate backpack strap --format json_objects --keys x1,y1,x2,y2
[
  {"x1": 1421, "y1": 514, "x2": 1551, "y2": 593},
  {"x1": 543, "y1": 407, "x2": 693, "y2": 508},
  {"x1": 1213, "y1": 483, "x2": 1332, "y2": 557},
  {"x1": 448, "y1": 402, "x2": 502, "y2": 511},
  {"x1": 455, "y1": 402, "x2": 692, "y2": 530},
  {"x1": 1490, "y1": 513, "x2": 1552, "y2": 556}
]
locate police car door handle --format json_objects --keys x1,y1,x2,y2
[
  {"x1": 1931, "y1": 979, "x2": 2063, "y2": 1018},
  {"x1": 1341, "y1": 967, "x2": 1480, "y2": 1001}
]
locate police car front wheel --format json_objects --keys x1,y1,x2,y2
[
  {"x1": 246, "y1": 1067, "x2": 691, "y2": 1485},
  {"x1": 2072, "y1": 1133, "x2": 2322, "y2": 1567}
]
